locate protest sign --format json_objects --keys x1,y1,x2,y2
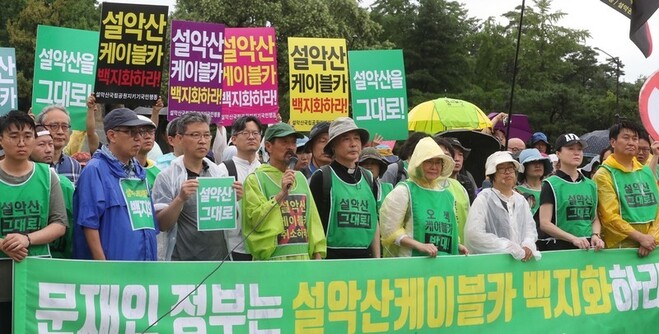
[
  {"x1": 288, "y1": 37, "x2": 348, "y2": 131},
  {"x1": 0, "y1": 47, "x2": 18, "y2": 115},
  {"x1": 32, "y1": 26, "x2": 99, "y2": 130},
  {"x1": 168, "y1": 20, "x2": 225, "y2": 122},
  {"x1": 349, "y1": 49, "x2": 408, "y2": 140},
  {"x1": 95, "y1": 2, "x2": 168, "y2": 104},
  {"x1": 196, "y1": 177, "x2": 236, "y2": 231},
  {"x1": 221, "y1": 27, "x2": 279, "y2": 126}
]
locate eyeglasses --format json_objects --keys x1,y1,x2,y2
[
  {"x1": 183, "y1": 132, "x2": 212, "y2": 141},
  {"x1": 236, "y1": 131, "x2": 261, "y2": 138},
  {"x1": 509, "y1": 147, "x2": 523, "y2": 153},
  {"x1": 5, "y1": 133, "x2": 35, "y2": 143},
  {"x1": 43, "y1": 123, "x2": 71, "y2": 132},
  {"x1": 639, "y1": 148, "x2": 651, "y2": 153},
  {"x1": 113, "y1": 128, "x2": 146, "y2": 137},
  {"x1": 496, "y1": 166, "x2": 516, "y2": 174},
  {"x1": 141, "y1": 128, "x2": 156, "y2": 135}
]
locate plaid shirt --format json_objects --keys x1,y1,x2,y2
[{"x1": 54, "y1": 152, "x2": 82, "y2": 186}]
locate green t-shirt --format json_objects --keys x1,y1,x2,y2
[{"x1": 377, "y1": 181, "x2": 394, "y2": 214}]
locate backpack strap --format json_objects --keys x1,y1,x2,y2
[
  {"x1": 223, "y1": 159, "x2": 238, "y2": 181},
  {"x1": 320, "y1": 165, "x2": 332, "y2": 216}
]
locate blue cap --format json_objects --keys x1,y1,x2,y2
[{"x1": 530, "y1": 132, "x2": 549, "y2": 145}]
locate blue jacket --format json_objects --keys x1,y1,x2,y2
[{"x1": 73, "y1": 148, "x2": 158, "y2": 260}]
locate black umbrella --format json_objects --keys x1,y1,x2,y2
[
  {"x1": 436, "y1": 130, "x2": 502, "y2": 186},
  {"x1": 580, "y1": 130, "x2": 610, "y2": 155}
]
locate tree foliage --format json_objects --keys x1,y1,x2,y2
[{"x1": 0, "y1": 0, "x2": 644, "y2": 136}]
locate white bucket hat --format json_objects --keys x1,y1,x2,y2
[
  {"x1": 324, "y1": 117, "x2": 370, "y2": 155},
  {"x1": 485, "y1": 151, "x2": 524, "y2": 175}
]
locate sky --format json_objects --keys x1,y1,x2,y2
[{"x1": 118, "y1": 0, "x2": 659, "y2": 82}]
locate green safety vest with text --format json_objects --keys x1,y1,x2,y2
[
  {"x1": 327, "y1": 169, "x2": 377, "y2": 249},
  {"x1": 545, "y1": 175, "x2": 597, "y2": 237},
  {"x1": 406, "y1": 181, "x2": 458, "y2": 256},
  {"x1": 256, "y1": 171, "x2": 311, "y2": 259},
  {"x1": 0, "y1": 163, "x2": 51, "y2": 259},
  {"x1": 602, "y1": 165, "x2": 659, "y2": 224}
]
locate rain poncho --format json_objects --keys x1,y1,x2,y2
[
  {"x1": 465, "y1": 188, "x2": 540, "y2": 260},
  {"x1": 380, "y1": 137, "x2": 457, "y2": 257},
  {"x1": 151, "y1": 156, "x2": 228, "y2": 261}
]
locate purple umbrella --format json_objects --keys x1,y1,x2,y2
[{"x1": 488, "y1": 113, "x2": 533, "y2": 143}]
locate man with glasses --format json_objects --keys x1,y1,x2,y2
[
  {"x1": 507, "y1": 138, "x2": 526, "y2": 157},
  {"x1": 36, "y1": 105, "x2": 81, "y2": 185},
  {"x1": 217, "y1": 116, "x2": 263, "y2": 261},
  {"x1": 134, "y1": 115, "x2": 160, "y2": 189},
  {"x1": 73, "y1": 108, "x2": 158, "y2": 261},
  {"x1": 152, "y1": 112, "x2": 231, "y2": 261},
  {"x1": 0, "y1": 111, "x2": 67, "y2": 332}
]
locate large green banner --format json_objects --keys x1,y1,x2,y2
[
  {"x1": 31, "y1": 25, "x2": 99, "y2": 130},
  {"x1": 13, "y1": 249, "x2": 659, "y2": 333},
  {"x1": 349, "y1": 49, "x2": 408, "y2": 141}
]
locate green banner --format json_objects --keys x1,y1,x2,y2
[
  {"x1": 349, "y1": 49, "x2": 408, "y2": 141},
  {"x1": 12, "y1": 249, "x2": 659, "y2": 333},
  {"x1": 196, "y1": 177, "x2": 236, "y2": 231},
  {"x1": 31, "y1": 25, "x2": 99, "y2": 130}
]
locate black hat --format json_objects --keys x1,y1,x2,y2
[
  {"x1": 555, "y1": 133, "x2": 588, "y2": 151},
  {"x1": 304, "y1": 121, "x2": 330, "y2": 151},
  {"x1": 444, "y1": 137, "x2": 471, "y2": 159},
  {"x1": 103, "y1": 108, "x2": 152, "y2": 133}
]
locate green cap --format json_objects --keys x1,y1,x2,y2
[{"x1": 264, "y1": 122, "x2": 304, "y2": 142}]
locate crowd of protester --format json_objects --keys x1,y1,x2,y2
[{"x1": 1, "y1": 98, "x2": 659, "y2": 331}]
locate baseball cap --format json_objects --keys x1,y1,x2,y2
[
  {"x1": 444, "y1": 137, "x2": 471, "y2": 159},
  {"x1": 264, "y1": 123, "x2": 303, "y2": 142},
  {"x1": 103, "y1": 108, "x2": 152, "y2": 132},
  {"x1": 555, "y1": 133, "x2": 588, "y2": 151}
]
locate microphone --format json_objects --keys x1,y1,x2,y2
[
  {"x1": 285, "y1": 156, "x2": 298, "y2": 190},
  {"x1": 287, "y1": 156, "x2": 298, "y2": 170}
]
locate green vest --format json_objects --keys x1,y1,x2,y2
[
  {"x1": 256, "y1": 171, "x2": 311, "y2": 259},
  {"x1": 377, "y1": 181, "x2": 394, "y2": 213},
  {"x1": 327, "y1": 169, "x2": 377, "y2": 249},
  {"x1": 405, "y1": 181, "x2": 458, "y2": 256},
  {"x1": 515, "y1": 185, "x2": 541, "y2": 216},
  {"x1": 146, "y1": 164, "x2": 160, "y2": 191},
  {"x1": 602, "y1": 165, "x2": 659, "y2": 224},
  {"x1": 545, "y1": 175, "x2": 597, "y2": 237},
  {"x1": 50, "y1": 174, "x2": 74, "y2": 258},
  {"x1": 0, "y1": 163, "x2": 51, "y2": 259}
]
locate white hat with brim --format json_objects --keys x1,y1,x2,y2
[
  {"x1": 485, "y1": 151, "x2": 524, "y2": 175},
  {"x1": 324, "y1": 117, "x2": 370, "y2": 155}
]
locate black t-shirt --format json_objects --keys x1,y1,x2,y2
[{"x1": 309, "y1": 160, "x2": 378, "y2": 259}]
